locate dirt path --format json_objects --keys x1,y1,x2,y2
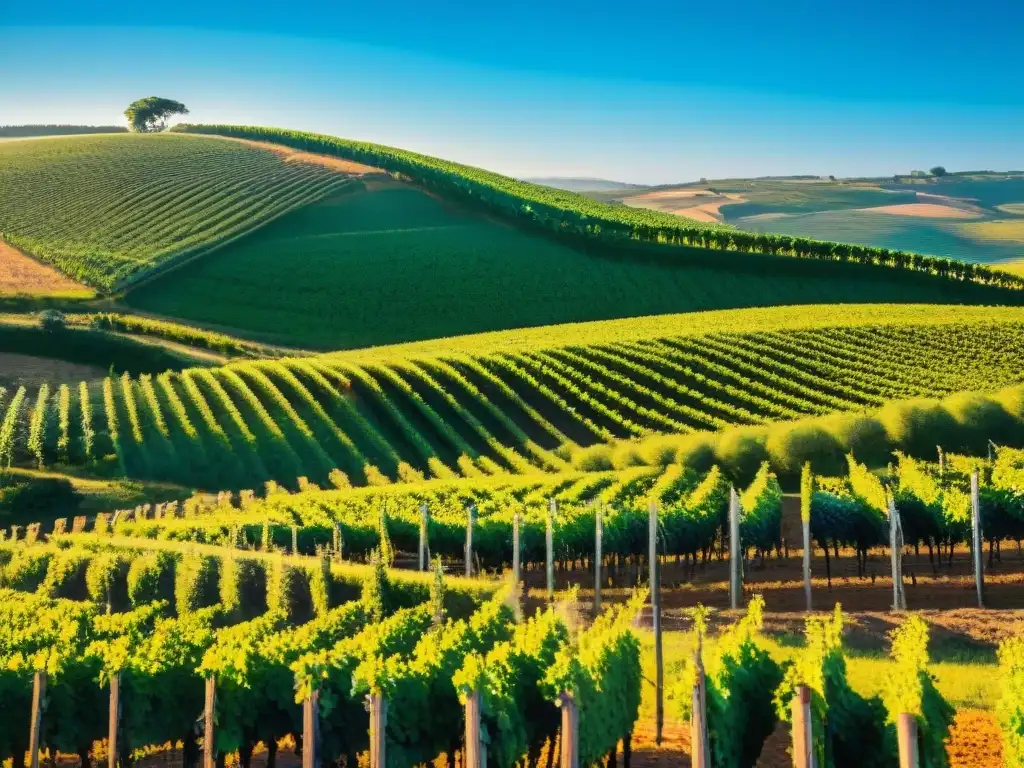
[{"x1": 200, "y1": 134, "x2": 386, "y2": 176}]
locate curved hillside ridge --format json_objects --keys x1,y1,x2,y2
[
  {"x1": 171, "y1": 124, "x2": 1024, "y2": 290},
  {"x1": 322, "y1": 303, "x2": 1024, "y2": 362},
  {"x1": 1, "y1": 305, "x2": 1021, "y2": 492},
  {"x1": 0, "y1": 134, "x2": 354, "y2": 290}
]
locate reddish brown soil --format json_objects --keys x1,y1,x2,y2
[{"x1": 0, "y1": 237, "x2": 90, "y2": 295}]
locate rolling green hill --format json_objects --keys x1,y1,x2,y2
[
  {"x1": 124, "y1": 178, "x2": 1021, "y2": 349},
  {"x1": 0, "y1": 134, "x2": 353, "y2": 289},
  {"x1": 1, "y1": 304, "x2": 1021, "y2": 491}
]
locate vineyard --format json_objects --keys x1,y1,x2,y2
[
  {"x1": 3, "y1": 439, "x2": 1024, "y2": 768},
  {"x1": 169, "y1": 125, "x2": 1024, "y2": 292},
  {"x1": 0, "y1": 306, "x2": 1021, "y2": 490},
  {"x1": 0, "y1": 134, "x2": 355, "y2": 290}
]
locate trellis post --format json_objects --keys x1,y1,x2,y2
[
  {"x1": 29, "y1": 670, "x2": 46, "y2": 768},
  {"x1": 649, "y1": 501, "x2": 663, "y2": 745},
  {"x1": 889, "y1": 496, "x2": 907, "y2": 611},
  {"x1": 546, "y1": 498, "x2": 555, "y2": 601},
  {"x1": 512, "y1": 509, "x2": 521, "y2": 590},
  {"x1": 971, "y1": 469, "x2": 985, "y2": 608},
  {"x1": 594, "y1": 505, "x2": 603, "y2": 615},
  {"x1": 108, "y1": 672, "x2": 121, "y2": 768},
  {"x1": 690, "y1": 645, "x2": 709, "y2": 768},
  {"x1": 558, "y1": 693, "x2": 579, "y2": 768},
  {"x1": 465, "y1": 690, "x2": 484, "y2": 768},
  {"x1": 729, "y1": 486, "x2": 742, "y2": 610},
  {"x1": 203, "y1": 676, "x2": 216, "y2": 768},
  {"x1": 791, "y1": 685, "x2": 815, "y2": 768},
  {"x1": 367, "y1": 694, "x2": 387, "y2": 768},
  {"x1": 465, "y1": 505, "x2": 475, "y2": 577},
  {"x1": 897, "y1": 713, "x2": 919, "y2": 768},
  {"x1": 419, "y1": 502, "x2": 429, "y2": 571},
  {"x1": 303, "y1": 690, "x2": 320, "y2": 768}
]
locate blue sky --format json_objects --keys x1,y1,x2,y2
[{"x1": 3, "y1": 0, "x2": 1023, "y2": 184}]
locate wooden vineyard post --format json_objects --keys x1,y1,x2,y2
[
  {"x1": 465, "y1": 505, "x2": 475, "y2": 578},
  {"x1": 547, "y1": 498, "x2": 555, "y2": 601},
  {"x1": 367, "y1": 694, "x2": 387, "y2": 768},
  {"x1": 594, "y1": 505, "x2": 603, "y2": 616},
  {"x1": 649, "y1": 502, "x2": 663, "y2": 746},
  {"x1": 333, "y1": 522, "x2": 343, "y2": 562},
  {"x1": 897, "y1": 713, "x2": 919, "y2": 768},
  {"x1": 558, "y1": 693, "x2": 579, "y2": 768},
  {"x1": 729, "y1": 486, "x2": 742, "y2": 610},
  {"x1": 465, "y1": 690, "x2": 484, "y2": 768},
  {"x1": 108, "y1": 672, "x2": 121, "y2": 768},
  {"x1": 291, "y1": 525, "x2": 299, "y2": 555},
  {"x1": 690, "y1": 646, "x2": 709, "y2": 768},
  {"x1": 203, "y1": 676, "x2": 216, "y2": 768},
  {"x1": 29, "y1": 669, "x2": 46, "y2": 768},
  {"x1": 513, "y1": 510, "x2": 521, "y2": 595},
  {"x1": 801, "y1": 463, "x2": 813, "y2": 613},
  {"x1": 303, "y1": 691, "x2": 320, "y2": 768},
  {"x1": 888, "y1": 496, "x2": 907, "y2": 611},
  {"x1": 419, "y1": 502, "x2": 429, "y2": 571},
  {"x1": 971, "y1": 470, "x2": 985, "y2": 609},
  {"x1": 791, "y1": 685, "x2": 815, "y2": 768}
]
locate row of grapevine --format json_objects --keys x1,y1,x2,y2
[
  {"x1": 171, "y1": 125, "x2": 1024, "y2": 291},
  {"x1": 3, "y1": 319, "x2": 1023, "y2": 491},
  {"x1": 0, "y1": 134, "x2": 354, "y2": 289},
  {"x1": 0, "y1": 552, "x2": 644, "y2": 768}
]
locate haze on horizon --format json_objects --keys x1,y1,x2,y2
[{"x1": 2, "y1": 0, "x2": 1023, "y2": 185}]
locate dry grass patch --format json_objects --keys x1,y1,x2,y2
[
  {"x1": 209, "y1": 135, "x2": 385, "y2": 175},
  {"x1": 0, "y1": 237, "x2": 93, "y2": 297},
  {"x1": 959, "y1": 218, "x2": 1024, "y2": 244},
  {"x1": 860, "y1": 203, "x2": 983, "y2": 219}
]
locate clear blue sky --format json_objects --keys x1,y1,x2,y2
[{"x1": 3, "y1": 0, "x2": 1023, "y2": 184}]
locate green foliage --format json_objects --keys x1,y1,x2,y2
[
  {"x1": 361, "y1": 549, "x2": 393, "y2": 624},
  {"x1": 882, "y1": 616, "x2": 954, "y2": 768},
  {"x1": 174, "y1": 551, "x2": 219, "y2": 615},
  {"x1": 454, "y1": 607, "x2": 570, "y2": 768},
  {"x1": 676, "y1": 596, "x2": 782, "y2": 768},
  {"x1": 266, "y1": 556, "x2": 313, "y2": 624},
  {"x1": 775, "y1": 605, "x2": 895, "y2": 768},
  {"x1": 800, "y1": 463, "x2": 814, "y2": 523},
  {"x1": 766, "y1": 423, "x2": 845, "y2": 479},
  {"x1": 541, "y1": 593, "x2": 644, "y2": 767},
  {"x1": 739, "y1": 463, "x2": 783, "y2": 555},
  {"x1": 173, "y1": 125, "x2": 1024, "y2": 292},
  {"x1": 37, "y1": 309, "x2": 67, "y2": 332},
  {"x1": 126, "y1": 551, "x2": 174, "y2": 607},
  {"x1": 0, "y1": 134, "x2": 348, "y2": 289},
  {"x1": 997, "y1": 636, "x2": 1024, "y2": 768},
  {"x1": 0, "y1": 477, "x2": 79, "y2": 525},
  {"x1": 124, "y1": 97, "x2": 189, "y2": 133}
]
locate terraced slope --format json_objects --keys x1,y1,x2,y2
[
  {"x1": 0, "y1": 134, "x2": 353, "y2": 289},
  {"x1": 1, "y1": 305, "x2": 1021, "y2": 490}
]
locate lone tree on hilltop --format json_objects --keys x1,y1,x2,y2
[
  {"x1": 124, "y1": 97, "x2": 189, "y2": 133},
  {"x1": 930, "y1": 166, "x2": 948, "y2": 177}
]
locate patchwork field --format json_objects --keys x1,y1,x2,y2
[
  {"x1": 0, "y1": 237, "x2": 93, "y2": 297},
  {"x1": 611, "y1": 174, "x2": 1024, "y2": 264},
  {"x1": 125, "y1": 180, "x2": 1023, "y2": 349},
  {"x1": 0, "y1": 134, "x2": 354, "y2": 289}
]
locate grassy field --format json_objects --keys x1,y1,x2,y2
[
  {"x1": 1, "y1": 303, "x2": 1021, "y2": 490},
  {"x1": 0, "y1": 134, "x2": 353, "y2": 290},
  {"x1": 125, "y1": 181, "x2": 1023, "y2": 349}
]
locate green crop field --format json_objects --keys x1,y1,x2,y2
[
  {"x1": 0, "y1": 134, "x2": 352, "y2": 290},
  {"x1": 1, "y1": 303, "x2": 1022, "y2": 492},
  {"x1": 124, "y1": 181, "x2": 1024, "y2": 350}
]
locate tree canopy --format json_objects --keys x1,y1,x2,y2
[
  {"x1": 124, "y1": 97, "x2": 189, "y2": 133},
  {"x1": 930, "y1": 166, "x2": 948, "y2": 177}
]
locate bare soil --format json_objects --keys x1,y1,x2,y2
[
  {"x1": 205, "y1": 135, "x2": 385, "y2": 176},
  {"x1": 0, "y1": 237, "x2": 91, "y2": 296},
  {"x1": 858, "y1": 203, "x2": 982, "y2": 218},
  {"x1": 0, "y1": 352, "x2": 107, "y2": 390}
]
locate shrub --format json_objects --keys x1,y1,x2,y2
[
  {"x1": 994, "y1": 385, "x2": 1024, "y2": 422},
  {"x1": 822, "y1": 413, "x2": 893, "y2": 468},
  {"x1": 126, "y1": 551, "x2": 175, "y2": 606},
  {"x1": 85, "y1": 551, "x2": 130, "y2": 610},
  {"x1": 3, "y1": 549, "x2": 52, "y2": 591},
  {"x1": 0, "y1": 477, "x2": 80, "y2": 524},
  {"x1": 714, "y1": 428, "x2": 769, "y2": 484},
  {"x1": 38, "y1": 309, "x2": 67, "y2": 332},
  {"x1": 218, "y1": 554, "x2": 267, "y2": 620},
  {"x1": 267, "y1": 556, "x2": 313, "y2": 624},
  {"x1": 766, "y1": 422, "x2": 845, "y2": 479},
  {"x1": 997, "y1": 636, "x2": 1024, "y2": 768},
  {"x1": 942, "y1": 391, "x2": 1018, "y2": 452},
  {"x1": 174, "y1": 552, "x2": 220, "y2": 615},
  {"x1": 878, "y1": 399, "x2": 960, "y2": 459}
]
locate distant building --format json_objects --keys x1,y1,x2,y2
[{"x1": 910, "y1": 169, "x2": 928, "y2": 177}]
